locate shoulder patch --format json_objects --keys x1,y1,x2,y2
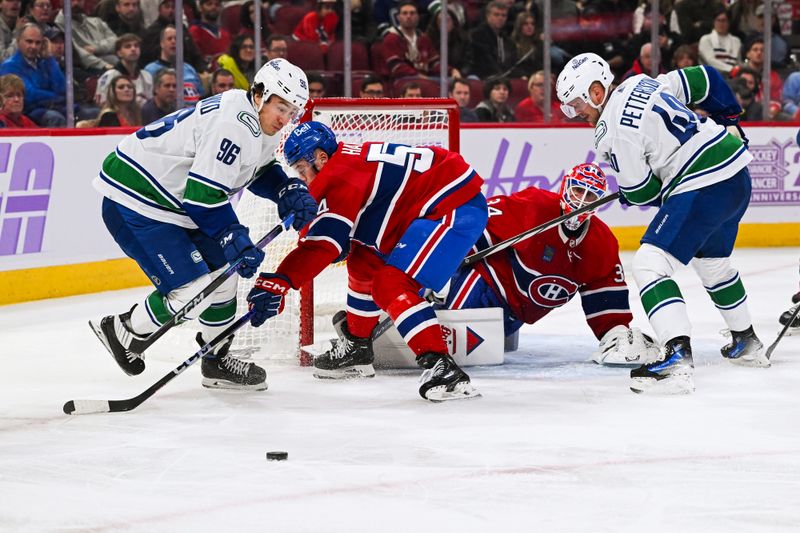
[
  {"x1": 237, "y1": 111, "x2": 261, "y2": 137},
  {"x1": 594, "y1": 120, "x2": 607, "y2": 148}
]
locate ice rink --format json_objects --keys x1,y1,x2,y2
[{"x1": 1, "y1": 247, "x2": 799, "y2": 532}]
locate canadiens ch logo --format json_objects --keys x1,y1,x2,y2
[{"x1": 527, "y1": 275, "x2": 579, "y2": 308}]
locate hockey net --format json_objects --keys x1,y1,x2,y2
[{"x1": 230, "y1": 98, "x2": 460, "y2": 363}]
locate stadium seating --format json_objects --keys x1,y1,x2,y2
[
  {"x1": 271, "y1": 4, "x2": 309, "y2": 35},
  {"x1": 287, "y1": 40, "x2": 326, "y2": 70},
  {"x1": 327, "y1": 40, "x2": 370, "y2": 71}
]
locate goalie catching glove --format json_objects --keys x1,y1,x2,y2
[
  {"x1": 592, "y1": 325, "x2": 661, "y2": 365},
  {"x1": 277, "y1": 178, "x2": 318, "y2": 230},
  {"x1": 247, "y1": 273, "x2": 292, "y2": 327}
]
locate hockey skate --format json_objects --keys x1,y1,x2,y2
[
  {"x1": 721, "y1": 327, "x2": 770, "y2": 367},
  {"x1": 197, "y1": 333, "x2": 268, "y2": 391},
  {"x1": 313, "y1": 311, "x2": 375, "y2": 379},
  {"x1": 779, "y1": 303, "x2": 800, "y2": 336},
  {"x1": 88, "y1": 306, "x2": 149, "y2": 376},
  {"x1": 630, "y1": 336, "x2": 695, "y2": 394},
  {"x1": 417, "y1": 352, "x2": 480, "y2": 402}
]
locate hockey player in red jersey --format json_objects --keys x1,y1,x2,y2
[
  {"x1": 440, "y1": 163, "x2": 659, "y2": 365},
  {"x1": 246, "y1": 121, "x2": 489, "y2": 401}
]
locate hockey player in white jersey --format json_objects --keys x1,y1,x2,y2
[
  {"x1": 89, "y1": 58, "x2": 316, "y2": 390},
  {"x1": 557, "y1": 53, "x2": 767, "y2": 395}
]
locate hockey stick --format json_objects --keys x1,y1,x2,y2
[
  {"x1": 765, "y1": 304, "x2": 800, "y2": 360},
  {"x1": 462, "y1": 192, "x2": 620, "y2": 266},
  {"x1": 371, "y1": 192, "x2": 621, "y2": 340},
  {"x1": 64, "y1": 311, "x2": 254, "y2": 415},
  {"x1": 127, "y1": 214, "x2": 294, "y2": 354}
]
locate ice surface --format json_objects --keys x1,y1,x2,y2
[{"x1": 1, "y1": 248, "x2": 799, "y2": 532}]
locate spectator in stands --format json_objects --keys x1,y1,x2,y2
[
  {"x1": 736, "y1": 37, "x2": 783, "y2": 103},
  {"x1": 449, "y1": 77, "x2": 478, "y2": 123},
  {"x1": 144, "y1": 25, "x2": 204, "y2": 106},
  {"x1": 189, "y1": 0, "x2": 231, "y2": 64},
  {"x1": 621, "y1": 42, "x2": 665, "y2": 81},
  {"x1": 0, "y1": 73, "x2": 37, "y2": 127},
  {"x1": 215, "y1": 34, "x2": 255, "y2": 90},
  {"x1": 781, "y1": 72, "x2": 800, "y2": 122},
  {"x1": 359, "y1": 75, "x2": 384, "y2": 98},
  {"x1": 307, "y1": 71, "x2": 326, "y2": 99},
  {"x1": 399, "y1": 81, "x2": 422, "y2": 98},
  {"x1": 698, "y1": 6, "x2": 740, "y2": 76},
  {"x1": 95, "y1": 0, "x2": 145, "y2": 36},
  {"x1": 475, "y1": 76, "x2": 514, "y2": 123},
  {"x1": 672, "y1": 0, "x2": 717, "y2": 46},
  {"x1": 671, "y1": 43, "x2": 697, "y2": 69},
  {"x1": 293, "y1": 0, "x2": 338, "y2": 54},
  {"x1": 632, "y1": 0, "x2": 665, "y2": 37},
  {"x1": 210, "y1": 68, "x2": 234, "y2": 95},
  {"x1": 141, "y1": 67, "x2": 176, "y2": 123},
  {"x1": 466, "y1": 1, "x2": 516, "y2": 80},
  {"x1": 373, "y1": 0, "x2": 434, "y2": 37},
  {"x1": 730, "y1": 77, "x2": 762, "y2": 122},
  {"x1": 509, "y1": 11, "x2": 542, "y2": 78},
  {"x1": 238, "y1": 0, "x2": 268, "y2": 40},
  {"x1": 426, "y1": 1, "x2": 467, "y2": 77},
  {"x1": 382, "y1": 0, "x2": 441, "y2": 80},
  {"x1": 55, "y1": 0, "x2": 119, "y2": 72},
  {"x1": 22, "y1": 0, "x2": 56, "y2": 34},
  {"x1": 264, "y1": 34, "x2": 288, "y2": 61},
  {"x1": 140, "y1": 0, "x2": 205, "y2": 72},
  {"x1": 747, "y1": 4, "x2": 787, "y2": 67},
  {"x1": 95, "y1": 34, "x2": 153, "y2": 107},
  {"x1": 0, "y1": 23, "x2": 65, "y2": 126},
  {"x1": 728, "y1": 0, "x2": 761, "y2": 39},
  {"x1": 514, "y1": 70, "x2": 563, "y2": 123},
  {"x1": 0, "y1": 0, "x2": 21, "y2": 60},
  {"x1": 96, "y1": 75, "x2": 142, "y2": 126}
]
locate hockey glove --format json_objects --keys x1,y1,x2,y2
[
  {"x1": 219, "y1": 224, "x2": 265, "y2": 279},
  {"x1": 247, "y1": 273, "x2": 292, "y2": 327},
  {"x1": 278, "y1": 178, "x2": 318, "y2": 230}
]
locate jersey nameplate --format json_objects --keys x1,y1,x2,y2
[{"x1": 237, "y1": 112, "x2": 261, "y2": 137}]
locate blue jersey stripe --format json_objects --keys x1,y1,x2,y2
[
  {"x1": 352, "y1": 161, "x2": 408, "y2": 247},
  {"x1": 188, "y1": 172, "x2": 232, "y2": 193},
  {"x1": 581, "y1": 288, "x2": 630, "y2": 316},
  {"x1": 308, "y1": 215, "x2": 352, "y2": 253}
]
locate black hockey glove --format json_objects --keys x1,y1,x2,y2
[
  {"x1": 218, "y1": 224, "x2": 265, "y2": 279},
  {"x1": 277, "y1": 178, "x2": 318, "y2": 230}
]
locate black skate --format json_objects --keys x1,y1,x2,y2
[
  {"x1": 313, "y1": 310, "x2": 375, "y2": 379},
  {"x1": 417, "y1": 352, "x2": 480, "y2": 402},
  {"x1": 88, "y1": 306, "x2": 149, "y2": 376},
  {"x1": 630, "y1": 336, "x2": 694, "y2": 394},
  {"x1": 197, "y1": 333, "x2": 267, "y2": 391},
  {"x1": 779, "y1": 303, "x2": 800, "y2": 335},
  {"x1": 721, "y1": 327, "x2": 769, "y2": 367}
]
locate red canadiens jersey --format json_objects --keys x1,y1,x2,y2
[
  {"x1": 278, "y1": 142, "x2": 483, "y2": 287},
  {"x1": 474, "y1": 187, "x2": 632, "y2": 339}
]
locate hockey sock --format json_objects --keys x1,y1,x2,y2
[
  {"x1": 692, "y1": 257, "x2": 752, "y2": 332},
  {"x1": 633, "y1": 244, "x2": 691, "y2": 344},
  {"x1": 346, "y1": 287, "x2": 380, "y2": 338}
]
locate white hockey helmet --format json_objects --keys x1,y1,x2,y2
[
  {"x1": 556, "y1": 53, "x2": 613, "y2": 119},
  {"x1": 251, "y1": 58, "x2": 309, "y2": 118}
]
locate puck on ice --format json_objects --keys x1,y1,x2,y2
[{"x1": 266, "y1": 451, "x2": 288, "y2": 461}]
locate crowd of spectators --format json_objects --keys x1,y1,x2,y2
[{"x1": 0, "y1": 0, "x2": 797, "y2": 128}]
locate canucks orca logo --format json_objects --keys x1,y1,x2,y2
[{"x1": 527, "y1": 275, "x2": 579, "y2": 308}]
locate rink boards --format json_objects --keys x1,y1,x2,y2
[{"x1": 1, "y1": 124, "x2": 799, "y2": 304}]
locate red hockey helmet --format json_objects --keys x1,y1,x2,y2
[{"x1": 559, "y1": 163, "x2": 607, "y2": 230}]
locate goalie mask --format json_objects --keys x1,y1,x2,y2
[{"x1": 559, "y1": 163, "x2": 607, "y2": 231}]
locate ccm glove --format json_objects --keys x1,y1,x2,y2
[
  {"x1": 277, "y1": 178, "x2": 318, "y2": 230},
  {"x1": 218, "y1": 224, "x2": 265, "y2": 279},
  {"x1": 247, "y1": 273, "x2": 293, "y2": 327}
]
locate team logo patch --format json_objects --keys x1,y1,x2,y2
[
  {"x1": 595, "y1": 120, "x2": 607, "y2": 147},
  {"x1": 466, "y1": 327, "x2": 484, "y2": 356},
  {"x1": 527, "y1": 275, "x2": 579, "y2": 308},
  {"x1": 237, "y1": 111, "x2": 261, "y2": 137},
  {"x1": 150, "y1": 275, "x2": 161, "y2": 286},
  {"x1": 190, "y1": 250, "x2": 203, "y2": 263},
  {"x1": 542, "y1": 245, "x2": 555, "y2": 262}
]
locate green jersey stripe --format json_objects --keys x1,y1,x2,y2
[
  {"x1": 102, "y1": 152, "x2": 185, "y2": 214},
  {"x1": 184, "y1": 177, "x2": 229, "y2": 207},
  {"x1": 682, "y1": 66, "x2": 710, "y2": 104}
]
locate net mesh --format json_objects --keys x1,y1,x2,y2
[{"x1": 229, "y1": 100, "x2": 455, "y2": 362}]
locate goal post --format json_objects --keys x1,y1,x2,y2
[{"x1": 232, "y1": 97, "x2": 461, "y2": 364}]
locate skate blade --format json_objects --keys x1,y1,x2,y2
[
  {"x1": 201, "y1": 378, "x2": 268, "y2": 391},
  {"x1": 313, "y1": 364, "x2": 375, "y2": 380},
  {"x1": 726, "y1": 353, "x2": 771, "y2": 368},
  {"x1": 630, "y1": 373, "x2": 695, "y2": 395},
  {"x1": 88, "y1": 320, "x2": 143, "y2": 377},
  {"x1": 423, "y1": 382, "x2": 482, "y2": 402},
  {"x1": 783, "y1": 327, "x2": 799, "y2": 337}
]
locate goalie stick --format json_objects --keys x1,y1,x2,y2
[
  {"x1": 372, "y1": 192, "x2": 621, "y2": 339},
  {"x1": 116, "y1": 214, "x2": 294, "y2": 355},
  {"x1": 766, "y1": 303, "x2": 800, "y2": 360},
  {"x1": 64, "y1": 311, "x2": 254, "y2": 415}
]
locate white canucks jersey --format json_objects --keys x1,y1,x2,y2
[
  {"x1": 93, "y1": 89, "x2": 281, "y2": 230},
  {"x1": 594, "y1": 66, "x2": 752, "y2": 205}
]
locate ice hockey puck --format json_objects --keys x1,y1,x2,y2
[{"x1": 266, "y1": 451, "x2": 288, "y2": 461}]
